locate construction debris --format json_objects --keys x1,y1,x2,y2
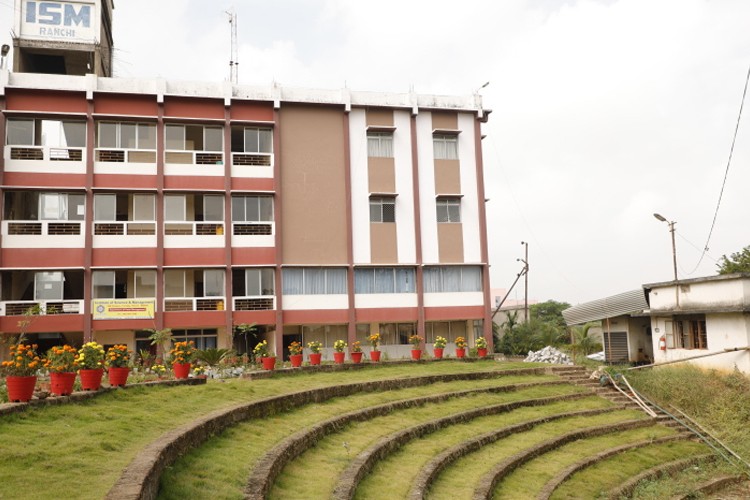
[{"x1": 523, "y1": 346, "x2": 573, "y2": 365}]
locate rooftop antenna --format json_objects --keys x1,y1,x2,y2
[{"x1": 226, "y1": 8, "x2": 238, "y2": 84}]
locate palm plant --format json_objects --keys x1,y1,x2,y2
[
  {"x1": 195, "y1": 348, "x2": 230, "y2": 367},
  {"x1": 571, "y1": 323, "x2": 602, "y2": 356}
]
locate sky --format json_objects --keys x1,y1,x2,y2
[{"x1": 2, "y1": 0, "x2": 749, "y2": 306}]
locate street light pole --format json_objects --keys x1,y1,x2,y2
[{"x1": 653, "y1": 213, "x2": 679, "y2": 308}]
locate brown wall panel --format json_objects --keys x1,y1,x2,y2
[
  {"x1": 434, "y1": 159, "x2": 461, "y2": 194},
  {"x1": 164, "y1": 175, "x2": 225, "y2": 191},
  {"x1": 94, "y1": 94, "x2": 158, "y2": 116},
  {"x1": 2, "y1": 248, "x2": 85, "y2": 268},
  {"x1": 280, "y1": 105, "x2": 348, "y2": 264},
  {"x1": 92, "y1": 319, "x2": 157, "y2": 331},
  {"x1": 438, "y1": 223, "x2": 464, "y2": 263},
  {"x1": 163, "y1": 310, "x2": 225, "y2": 329},
  {"x1": 164, "y1": 97, "x2": 224, "y2": 119},
  {"x1": 163, "y1": 248, "x2": 225, "y2": 266},
  {"x1": 366, "y1": 109, "x2": 394, "y2": 127},
  {"x1": 231, "y1": 247, "x2": 276, "y2": 266},
  {"x1": 0, "y1": 315, "x2": 84, "y2": 333},
  {"x1": 231, "y1": 177, "x2": 275, "y2": 192},
  {"x1": 425, "y1": 305, "x2": 485, "y2": 321},
  {"x1": 3, "y1": 172, "x2": 87, "y2": 188},
  {"x1": 6, "y1": 89, "x2": 87, "y2": 113},
  {"x1": 368, "y1": 157, "x2": 396, "y2": 193},
  {"x1": 283, "y1": 309, "x2": 349, "y2": 324},
  {"x1": 431, "y1": 111, "x2": 458, "y2": 130},
  {"x1": 92, "y1": 248, "x2": 158, "y2": 267},
  {"x1": 93, "y1": 174, "x2": 158, "y2": 190},
  {"x1": 370, "y1": 223, "x2": 398, "y2": 263},
  {"x1": 232, "y1": 310, "x2": 276, "y2": 326},
  {"x1": 356, "y1": 307, "x2": 418, "y2": 323},
  {"x1": 230, "y1": 101, "x2": 274, "y2": 122}
]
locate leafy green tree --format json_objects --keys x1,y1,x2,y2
[
  {"x1": 717, "y1": 245, "x2": 750, "y2": 274},
  {"x1": 570, "y1": 323, "x2": 602, "y2": 356},
  {"x1": 529, "y1": 300, "x2": 570, "y2": 331}
]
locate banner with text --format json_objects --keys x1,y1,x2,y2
[{"x1": 93, "y1": 299, "x2": 155, "y2": 320}]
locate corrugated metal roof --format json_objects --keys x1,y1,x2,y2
[{"x1": 562, "y1": 289, "x2": 649, "y2": 326}]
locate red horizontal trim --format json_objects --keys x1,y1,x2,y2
[
  {"x1": 424, "y1": 305, "x2": 485, "y2": 321},
  {"x1": 283, "y1": 309, "x2": 349, "y2": 324},
  {"x1": 164, "y1": 248, "x2": 225, "y2": 266},
  {"x1": 6, "y1": 89, "x2": 87, "y2": 114},
  {"x1": 164, "y1": 311, "x2": 226, "y2": 328},
  {"x1": 164, "y1": 97, "x2": 224, "y2": 120},
  {"x1": 231, "y1": 247, "x2": 276, "y2": 266},
  {"x1": 2, "y1": 248, "x2": 85, "y2": 268},
  {"x1": 164, "y1": 175, "x2": 225, "y2": 191},
  {"x1": 94, "y1": 93, "x2": 158, "y2": 116},
  {"x1": 0, "y1": 314, "x2": 84, "y2": 333},
  {"x1": 232, "y1": 310, "x2": 276, "y2": 325},
  {"x1": 94, "y1": 174, "x2": 158, "y2": 189},
  {"x1": 356, "y1": 307, "x2": 419, "y2": 322},
  {"x1": 4, "y1": 172, "x2": 87, "y2": 188},
  {"x1": 92, "y1": 319, "x2": 156, "y2": 331},
  {"x1": 92, "y1": 248, "x2": 158, "y2": 267},
  {"x1": 230, "y1": 101, "x2": 274, "y2": 122},
  {"x1": 231, "y1": 177, "x2": 275, "y2": 191}
]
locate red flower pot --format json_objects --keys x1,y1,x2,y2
[
  {"x1": 351, "y1": 352, "x2": 363, "y2": 364},
  {"x1": 333, "y1": 352, "x2": 346, "y2": 364},
  {"x1": 477, "y1": 348, "x2": 488, "y2": 358},
  {"x1": 433, "y1": 348, "x2": 444, "y2": 359},
  {"x1": 6, "y1": 375, "x2": 37, "y2": 402},
  {"x1": 411, "y1": 349, "x2": 422, "y2": 360},
  {"x1": 261, "y1": 357, "x2": 276, "y2": 371},
  {"x1": 79, "y1": 368, "x2": 104, "y2": 391},
  {"x1": 455, "y1": 348, "x2": 466, "y2": 359},
  {"x1": 50, "y1": 372, "x2": 76, "y2": 396},
  {"x1": 173, "y1": 362, "x2": 191, "y2": 379},
  {"x1": 309, "y1": 353, "x2": 322, "y2": 366},
  {"x1": 108, "y1": 367, "x2": 130, "y2": 387},
  {"x1": 369, "y1": 350, "x2": 381, "y2": 362},
  {"x1": 290, "y1": 354, "x2": 303, "y2": 367}
]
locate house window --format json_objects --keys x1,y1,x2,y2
[
  {"x1": 6, "y1": 118, "x2": 86, "y2": 148},
  {"x1": 232, "y1": 195, "x2": 274, "y2": 222},
  {"x1": 282, "y1": 268, "x2": 347, "y2": 295},
  {"x1": 370, "y1": 197, "x2": 395, "y2": 223},
  {"x1": 133, "y1": 270, "x2": 156, "y2": 298},
  {"x1": 165, "y1": 124, "x2": 223, "y2": 151},
  {"x1": 673, "y1": 316, "x2": 708, "y2": 350},
  {"x1": 93, "y1": 193, "x2": 155, "y2": 222},
  {"x1": 433, "y1": 134, "x2": 458, "y2": 160},
  {"x1": 92, "y1": 270, "x2": 116, "y2": 299},
  {"x1": 233, "y1": 268, "x2": 275, "y2": 296},
  {"x1": 367, "y1": 132, "x2": 393, "y2": 158},
  {"x1": 423, "y1": 266, "x2": 482, "y2": 293},
  {"x1": 97, "y1": 122, "x2": 156, "y2": 149},
  {"x1": 171, "y1": 328, "x2": 218, "y2": 350},
  {"x1": 40, "y1": 193, "x2": 85, "y2": 221},
  {"x1": 34, "y1": 272, "x2": 64, "y2": 300},
  {"x1": 354, "y1": 267, "x2": 416, "y2": 294},
  {"x1": 436, "y1": 198, "x2": 461, "y2": 223},
  {"x1": 164, "y1": 195, "x2": 186, "y2": 221},
  {"x1": 230, "y1": 127, "x2": 273, "y2": 153}
]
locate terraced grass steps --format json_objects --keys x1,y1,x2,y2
[{"x1": 608, "y1": 453, "x2": 716, "y2": 498}]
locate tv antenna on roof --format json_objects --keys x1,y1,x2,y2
[{"x1": 226, "y1": 8, "x2": 238, "y2": 84}]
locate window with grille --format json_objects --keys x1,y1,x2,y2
[
  {"x1": 433, "y1": 134, "x2": 458, "y2": 160},
  {"x1": 282, "y1": 268, "x2": 348, "y2": 295},
  {"x1": 436, "y1": 198, "x2": 461, "y2": 223},
  {"x1": 367, "y1": 132, "x2": 393, "y2": 158},
  {"x1": 370, "y1": 197, "x2": 396, "y2": 223}
]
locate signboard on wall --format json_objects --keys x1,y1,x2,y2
[
  {"x1": 93, "y1": 299, "x2": 155, "y2": 320},
  {"x1": 19, "y1": 1, "x2": 98, "y2": 43}
]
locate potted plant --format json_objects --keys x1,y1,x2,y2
[
  {"x1": 150, "y1": 364, "x2": 167, "y2": 379},
  {"x1": 368, "y1": 333, "x2": 381, "y2": 362},
  {"x1": 170, "y1": 341, "x2": 197, "y2": 378},
  {"x1": 1, "y1": 343, "x2": 41, "y2": 402},
  {"x1": 455, "y1": 336, "x2": 467, "y2": 359},
  {"x1": 409, "y1": 334, "x2": 424, "y2": 360},
  {"x1": 106, "y1": 344, "x2": 132, "y2": 387},
  {"x1": 44, "y1": 344, "x2": 78, "y2": 396},
  {"x1": 193, "y1": 365, "x2": 207, "y2": 378},
  {"x1": 77, "y1": 341, "x2": 106, "y2": 390},
  {"x1": 350, "y1": 341, "x2": 363, "y2": 364},
  {"x1": 476, "y1": 336, "x2": 488, "y2": 358},
  {"x1": 433, "y1": 336, "x2": 447, "y2": 360},
  {"x1": 288, "y1": 341, "x2": 304, "y2": 368},
  {"x1": 333, "y1": 339, "x2": 347, "y2": 364},
  {"x1": 307, "y1": 341, "x2": 323, "y2": 366},
  {"x1": 253, "y1": 340, "x2": 275, "y2": 371}
]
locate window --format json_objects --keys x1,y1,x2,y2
[
  {"x1": 436, "y1": 198, "x2": 461, "y2": 223},
  {"x1": 672, "y1": 316, "x2": 707, "y2": 350},
  {"x1": 232, "y1": 195, "x2": 273, "y2": 222},
  {"x1": 282, "y1": 268, "x2": 347, "y2": 295},
  {"x1": 34, "y1": 272, "x2": 64, "y2": 300},
  {"x1": 93, "y1": 193, "x2": 155, "y2": 222},
  {"x1": 423, "y1": 266, "x2": 482, "y2": 293},
  {"x1": 97, "y1": 122, "x2": 156, "y2": 149},
  {"x1": 202, "y1": 270, "x2": 224, "y2": 297},
  {"x1": 133, "y1": 270, "x2": 156, "y2": 298},
  {"x1": 6, "y1": 119, "x2": 86, "y2": 148},
  {"x1": 230, "y1": 127, "x2": 273, "y2": 153},
  {"x1": 92, "y1": 270, "x2": 115, "y2": 299},
  {"x1": 202, "y1": 195, "x2": 224, "y2": 222},
  {"x1": 233, "y1": 268, "x2": 275, "y2": 296},
  {"x1": 355, "y1": 267, "x2": 416, "y2": 293},
  {"x1": 165, "y1": 124, "x2": 223, "y2": 151},
  {"x1": 370, "y1": 197, "x2": 395, "y2": 223},
  {"x1": 164, "y1": 269, "x2": 187, "y2": 297},
  {"x1": 164, "y1": 195, "x2": 186, "y2": 221},
  {"x1": 367, "y1": 132, "x2": 393, "y2": 158},
  {"x1": 94, "y1": 194, "x2": 116, "y2": 221},
  {"x1": 433, "y1": 134, "x2": 458, "y2": 160},
  {"x1": 133, "y1": 194, "x2": 156, "y2": 221},
  {"x1": 171, "y1": 328, "x2": 218, "y2": 350},
  {"x1": 40, "y1": 193, "x2": 85, "y2": 221}
]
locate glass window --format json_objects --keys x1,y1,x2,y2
[
  {"x1": 232, "y1": 195, "x2": 273, "y2": 222},
  {"x1": 97, "y1": 122, "x2": 118, "y2": 148},
  {"x1": 283, "y1": 268, "x2": 346, "y2": 295},
  {"x1": 367, "y1": 132, "x2": 393, "y2": 158},
  {"x1": 437, "y1": 198, "x2": 461, "y2": 223},
  {"x1": 121, "y1": 123, "x2": 137, "y2": 149},
  {"x1": 282, "y1": 268, "x2": 304, "y2": 295},
  {"x1": 92, "y1": 271, "x2": 115, "y2": 299},
  {"x1": 165, "y1": 125, "x2": 184, "y2": 150},
  {"x1": 245, "y1": 268, "x2": 275, "y2": 296},
  {"x1": 203, "y1": 270, "x2": 224, "y2": 297},
  {"x1": 395, "y1": 268, "x2": 415, "y2": 293},
  {"x1": 34, "y1": 271, "x2": 64, "y2": 300},
  {"x1": 370, "y1": 197, "x2": 395, "y2": 223},
  {"x1": 164, "y1": 269, "x2": 186, "y2": 297},
  {"x1": 138, "y1": 124, "x2": 156, "y2": 149},
  {"x1": 204, "y1": 127, "x2": 223, "y2": 151},
  {"x1": 132, "y1": 194, "x2": 155, "y2": 221},
  {"x1": 203, "y1": 195, "x2": 224, "y2": 221},
  {"x1": 423, "y1": 266, "x2": 482, "y2": 292},
  {"x1": 433, "y1": 134, "x2": 458, "y2": 160},
  {"x1": 6, "y1": 119, "x2": 34, "y2": 145},
  {"x1": 243, "y1": 128, "x2": 273, "y2": 153},
  {"x1": 134, "y1": 270, "x2": 156, "y2": 298},
  {"x1": 94, "y1": 194, "x2": 116, "y2": 221},
  {"x1": 165, "y1": 195, "x2": 186, "y2": 221}
]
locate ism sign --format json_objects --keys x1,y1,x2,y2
[{"x1": 24, "y1": 1, "x2": 92, "y2": 39}]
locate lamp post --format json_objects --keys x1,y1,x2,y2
[{"x1": 653, "y1": 213, "x2": 679, "y2": 308}]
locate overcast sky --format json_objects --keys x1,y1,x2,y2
[{"x1": 3, "y1": 0, "x2": 749, "y2": 306}]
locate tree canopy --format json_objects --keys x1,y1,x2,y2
[{"x1": 717, "y1": 245, "x2": 750, "y2": 274}]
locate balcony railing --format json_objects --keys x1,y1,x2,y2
[
  {"x1": 231, "y1": 152, "x2": 272, "y2": 166},
  {"x1": 233, "y1": 296, "x2": 275, "y2": 311},
  {"x1": 1, "y1": 300, "x2": 83, "y2": 316},
  {"x1": 232, "y1": 222, "x2": 273, "y2": 236},
  {"x1": 94, "y1": 220, "x2": 156, "y2": 236},
  {"x1": 165, "y1": 151, "x2": 224, "y2": 165},
  {"x1": 164, "y1": 297, "x2": 226, "y2": 312},
  {"x1": 6, "y1": 145, "x2": 84, "y2": 162},
  {"x1": 2, "y1": 220, "x2": 83, "y2": 236},
  {"x1": 95, "y1": 148, "x2": 157, "y2": 164},
  {"x1": 164, "y1": 221, "x2": 224, "y2": 236}
]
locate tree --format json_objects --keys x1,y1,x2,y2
[
  {"x1": 570, "y1": 323, "x2": 602, "y2": 357},
  {"x1": 529, "y1": 300, "x2": 571, "y2": 331},
  {"x1": 717, "y1": 245, "x2": 750, "y2": 274}
]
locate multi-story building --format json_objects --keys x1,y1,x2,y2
[{"x1": 0, "y1": 0, "x2": 492, "y2": 360}]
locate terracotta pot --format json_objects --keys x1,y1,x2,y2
[
  {"x1": 79, "y1": 368, "x2": 104, "y2": 391},
  {"x1": 173, "y1": 362, "x2": 191, "y2": 379},
  {"x1": 5, "y1": 375, "x2": 37, "y2": 402},
  {"x1": 261, "y1": 357, "x2": 276, "y2": 371},
  {"x1": 351, "y1": 351, "x2": 363, "y2": 364},
  {"x1": 309, "y1": 353, "x2": 322, "y2": 366},
  {"x1": 369, "y1": 350, "x2": 381, "y2": 362},
  {"x1": 411, "y1": 349, "x2": 422, "y2": 360},
  {"x1": 333, "y1": 351, "x2": 345, "y2": 364},
  {"x1": 477, "y1": 348, "x2": 488, "y2": 358},
  {"x1": 290, "y1": 354, "x2": 303, "y2": 367},
  {"x1": 433, "y1": 348, "x2": 444, "y2": 359},
  {"x1": 50, "y1": 372, "x2": 76, "y2": 396},
  {"x1": 108, "y1": 367, "x2": 130, "y2": 387},
  {"x1": 455, "y1": 348, "x2": 466, "y2": 359}
]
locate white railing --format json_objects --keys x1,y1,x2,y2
[
  {"x1": 164, "y1": 221, "x2": 225, "y2": 236},
  {"x1": 164, "y1": 150, "x2": 224, "y2": 165},
  {"x1": 93, "y1": 220, "x2": 157, "y2": 236},
  {"x1": 164, "y1": 296, "x2": 226, "y2": 313},
  {"x1": 95, "y1": 148, "x2": 157, "y2": 164},
  {"x1": 2, "y1": 220, "x2": 83, "y2": 236},
  {"x1": 6, "y1": 145, "x2": 85, "y2": 163},
  {"x1": 233, "y1": 296, "x2": 275, "y2": 311},
  {"x1": 1, "y1": 299, "x2": 84, "y2": 316}
]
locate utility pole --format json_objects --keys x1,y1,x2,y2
[
  {"x1": 521, "y1": 241, "x2": 529, "y2": 322},
  {"x1": 226, "y1": 9, "x2": 238, "y2": 84},
  {"x1": 653, "y1": 213, "x2": 679, "y2": 308}
]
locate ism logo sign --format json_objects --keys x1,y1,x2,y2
[{"x1": 24, "y1": 1, "x2": 93, "y2": 40}]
